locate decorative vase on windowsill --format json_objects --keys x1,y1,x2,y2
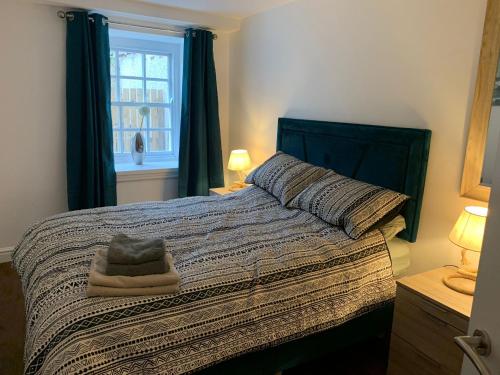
[{"x1": 131, "y1": 106, "x2": 150, "y2": 165}]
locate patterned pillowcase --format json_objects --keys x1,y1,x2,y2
[
  {"x1": 288, "y1": 171, "x2": 409, "y2": 239},
  {"x1": 245, "y1": 152, "x2": 328, "y2": 205}
]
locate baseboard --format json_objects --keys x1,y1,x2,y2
[{"x1": 0, "y1": 246, "x2": 14, "y2": 263}]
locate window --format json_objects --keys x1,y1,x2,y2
[{"x1": 109, "y1": 29, "x2": 183, "y2": 167}]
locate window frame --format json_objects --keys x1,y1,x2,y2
[{"x1": 109, "y1": 33, "x2": 183, "y2": 165}]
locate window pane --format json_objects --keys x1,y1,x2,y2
[
  {"x1": 119, "y1": 51, "x2": 143, "y2": 77},
  {"x1": 122, "y1": 106, "x2": 146, "y2": 129},
  {"x1": 123, "y1": 130, "x2": 146, "y2": 153},
  {"x1": 111, "y1": 77, "x2": 117, "y2": 102},
  {"x1": 110, "y1": 50, "x2": 117, "y2": 76},
  {"x1": 150, "y1": 107, "x2": 171, "y2": 129},
  {"x1": 111, "y1": 106, "x2": 120, "y2": 129},
  {"x1": 146, "y1": 54, "x2": 169, "y2": 79},
  {"x1": 113, "y1": 130, "x2": 121, "y2": 153},
  {"x1": 149, "y1": 130, "x2": 172, "y2": 152},
  {"x1": 120, "y1": 79, "x2": 144, "y2": 102},
  {"x1": 146, "y1": 81, "x2": 169, "y2": 103}
]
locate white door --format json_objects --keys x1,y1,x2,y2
[{"x1": 461, "y1": 144, "x2": 500, "y2": 374}]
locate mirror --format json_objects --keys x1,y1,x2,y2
[
  {"x1": 461, "y1": 0, "x2": 500, "y2": 201},
  {"x1": 481, "y1": 62, "x2": 500, "y2": 186}
]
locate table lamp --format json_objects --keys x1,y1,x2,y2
[
  {"x1": 228, "y1": 149, "x2": 252, "y2": 191},
  {"x1": 444, "y1": 206, "x2": 488, "y2": 295}
]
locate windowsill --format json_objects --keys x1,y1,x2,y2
[{"x1": 115, "y1": 161, "x2": 178, "y2": 182}]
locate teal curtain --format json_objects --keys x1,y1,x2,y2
[
  {"x1": 178, "y1": 29, "x2": 224, "y2": 197},
  {"x1": 66, "y1": 11, "x2": 117, "y2": 210}
]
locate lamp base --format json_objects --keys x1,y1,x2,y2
[
  {"x1": 442, "y1": 268, "x2": 477, "y2": 295},
  {"x1": 228, "y1": 181, "x2": 249, "y2": 192}
]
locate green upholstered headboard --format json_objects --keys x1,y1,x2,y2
[{"x1": 277, "y1": 117, "x2": 431, "y2": 242}]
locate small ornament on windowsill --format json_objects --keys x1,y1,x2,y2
[{"x1": 131, "y1": 106, "x2": 150, "y2": 165}]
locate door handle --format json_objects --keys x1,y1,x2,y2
[{"x1": 454, "y1": 329, "x2": 492, "y2": 375}]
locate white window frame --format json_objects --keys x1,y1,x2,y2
[{"x1": 110, "y1": 32, "x2": 183, "y2": 165}]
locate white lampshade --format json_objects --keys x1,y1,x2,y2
[
  {"x1": 449, "y1": 206, "x2": 488, "y2": 252},
  {"x1": 228, "y1": 149, "x2": 251, "y2": 171}
]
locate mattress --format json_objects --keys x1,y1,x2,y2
[
  {"x1": 13, "y1": 186, "x2": 396, "y2": 375},
  {"x1": 387, "y1": 238, "x2": 411, "y2": 277}
]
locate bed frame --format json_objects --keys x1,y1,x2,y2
[
  {"x1": 276, "y1": 117, "x2": 431, "y2": 242},
  {"x1": 200, "y1": 118, "x2": 431, "y2": 374}
]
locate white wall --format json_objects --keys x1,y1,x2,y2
[
  {"x1": 0, "y1": 1, "x2": 67, "y2": 248},
  {"x1": 214, "y1": 32, "x2": 232, "y2": 184},
  {"x1": 228, "y1": 0, "x2": 489, "y2": 274},
  {"x1": 0, "y1": 0, "x2": 231, "y2": 248}
]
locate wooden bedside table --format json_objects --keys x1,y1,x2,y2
[
  {"x1": 387, "y1": 267, "x2": 473, "y2": 375},
  {"x1": 209, "y1": 187, "x2": 233, "y2": 196}
]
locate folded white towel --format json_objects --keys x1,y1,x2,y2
[{"x1": 87, "y1": 283, "x2": 180, "y2": 297}]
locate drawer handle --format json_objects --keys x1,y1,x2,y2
[
  {"x1": 420, "y1": 308, "x2": 448, "y2": 327},
  {"x1": 415, "y1": 349, "x2": 442, "y2": 368},
  {"x1": 420, "y1": 298, "x2": 449, "y2": 314}
]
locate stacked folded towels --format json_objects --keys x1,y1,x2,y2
[{"x1": 87, "y1": 234, "x2": 180, "y2": 297}]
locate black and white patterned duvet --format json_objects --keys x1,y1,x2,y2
[{"x1": 13, "y1": 186, "x2": 395, "y2": 374}]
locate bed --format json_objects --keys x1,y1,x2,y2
[{"x1": 13, "y1": 118, "x2": 431, "y2": 375}]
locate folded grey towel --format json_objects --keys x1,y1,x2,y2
[
  {"x1": 106, "y1": 258, "x2": 166, "y2": 276},
  {"x1": 108, "y1": 234, "x2": 165, "y2": 265},
  {"x1": 90, "y1": 249, "x2": 180, "y2": 288}
]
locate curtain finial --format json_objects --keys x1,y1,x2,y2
[{"x1": 57, "y1": 10, "x2": 75, "y2": 21}]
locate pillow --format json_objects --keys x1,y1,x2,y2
[
  {"x1": 379, "y1": 215, "x2": 406, "y2": 241},
  {"x1": 245, "y1": 152, "x2": 328, "y2": 205},
  {"x1": 288, "y1": 171, "x2": 409, "y2": 239}
]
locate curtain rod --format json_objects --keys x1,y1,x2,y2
[{"x1": 56, "y1": 10, "x2": 217, "y2": 39}]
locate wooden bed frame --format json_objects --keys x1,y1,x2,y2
[{"x1": 199, "y1": 117, "x2": 431, "y2": 374}]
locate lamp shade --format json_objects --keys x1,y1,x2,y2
[
  {"x1": 228, "y1": 149, "x2": 251, "y2": 171},
  {"x1": 449, "y1": 206, "x2": 488, "y2": 252}
]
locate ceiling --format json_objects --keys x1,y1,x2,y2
[{"x1": 137, "y1": 0, "x2": 296, "y2": 19}]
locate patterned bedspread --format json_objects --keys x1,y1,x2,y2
[{"x1": 13, "y1": 186, "x2": 396, "y2": 375}]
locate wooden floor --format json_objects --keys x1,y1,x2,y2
[
  {"x1": 0, "y1": 261, "x2": 387, "y2": 375},
  {"x1": 0, "y1": 262, "x2": 25, "y2": 375}
]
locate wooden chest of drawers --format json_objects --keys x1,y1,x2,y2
[{"x1": 387, "y1": 268, "x2": 473, "y2": 375}]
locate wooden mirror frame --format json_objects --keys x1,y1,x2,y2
[{"x1": 461, "y1": 0, "x2": 500, "y2": 202}]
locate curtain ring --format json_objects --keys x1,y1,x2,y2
[{"x1": 184, "y1": 29, "x2": 217, "y2": 39}]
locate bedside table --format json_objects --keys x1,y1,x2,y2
[
  {"x1": 209, "y1": 187, "x2": 233, "y2": 196},
  {"x1": 387, "y1": 267, "x2": 473, "y2": 375}
]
